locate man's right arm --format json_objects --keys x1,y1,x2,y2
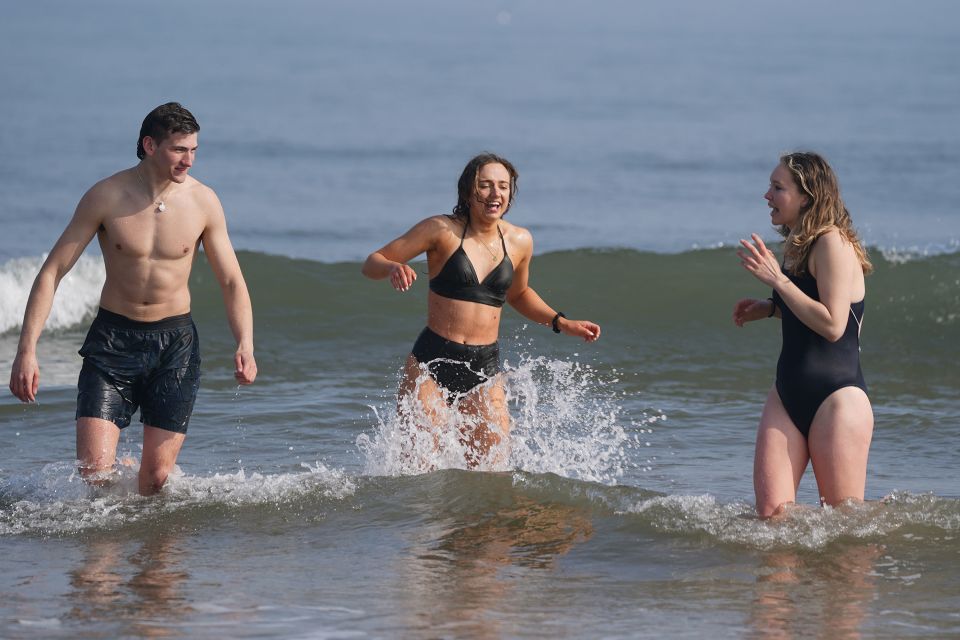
[{"x1": 9, "y1": 187, "x2": 104, "y2": 402}]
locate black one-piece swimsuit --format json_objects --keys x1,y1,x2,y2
[{"x1": 772, "y1": 269, "x2": 866, "y2": 438}]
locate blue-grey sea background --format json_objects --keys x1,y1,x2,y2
[{"x1": 1, "y1": 1, "x2": 959, "y2": 638}]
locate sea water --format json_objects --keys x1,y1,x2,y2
[{"x1": 1, "y1": 1, "x2": 959, "y2": 638}]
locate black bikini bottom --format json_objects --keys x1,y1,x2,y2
[{"x1": 411, "y1": 327, "x2": 499, "y2": 397}]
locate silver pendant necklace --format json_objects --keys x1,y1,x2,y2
[{"x1": 136, "y1": 167, "x2": 173, "y2": 213}]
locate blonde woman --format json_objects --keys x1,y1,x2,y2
[{"x1": 734, "y1": 152, "x2": 873, "y2": 518}]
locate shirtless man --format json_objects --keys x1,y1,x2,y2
[{"x1": 8, "y1": 102, "x2": 257, "y2": 495}]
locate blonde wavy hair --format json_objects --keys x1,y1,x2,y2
[{"x1": 777, "y1": 151, "x2": 872, "y2": 276}]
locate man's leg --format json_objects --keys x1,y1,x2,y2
[
  {"x1": 76, "y1": 417, "x2": 122, "y2": 484},
  {"x1": 139, "y1": 426, "x2": 187, "y2": 496}
]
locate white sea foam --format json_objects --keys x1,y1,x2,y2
[
  {"x1": 875, "y1": 239, "x2": 960, "y2": 265},
  {"x1": 357, "y1": 353, "x2": 634, "y2": 484},
  {"x1": 621, "y1": 491, "x2": 960, "y2": 550},
  {"x1": 163, "y1": 462, "x2": 356, "y2": 506},
  {"x1": 0, "y1": 460, "x2": 355, "y2": 535},
  {"x1": 0, "y1": 254, "x2": 104, "y2": 333}
]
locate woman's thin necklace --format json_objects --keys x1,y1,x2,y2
[
  {"x1": 469, "y1": 224, "x2": 501, "y2": 261},
  {"x1": 136, "y1": 167, "x2": 172, "y2": 213}
]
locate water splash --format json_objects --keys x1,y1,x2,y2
[
  {"x1": 357, "y1": 353, "x2": 634, "y2": 484},
  {"x1": 356, "y1": 360, "x2": 510, "y2": 476}
]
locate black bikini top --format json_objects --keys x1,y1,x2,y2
[{"x1": 429, "y1": 221, "x2": 514, "y2": 308}]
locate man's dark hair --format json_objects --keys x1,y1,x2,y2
[{"x1": 136, "y1": 102, "x2": 200, "y2": 159}]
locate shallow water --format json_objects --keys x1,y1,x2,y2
[
  {"x1": 2, "y1": 0, "x2": 960, "y2": 638},
  {"x1": 2, "y1": 250, "x2": 958, "y2": 637}
]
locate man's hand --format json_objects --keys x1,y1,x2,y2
[
  {"x1": 9, "y1": 352, "x2": 40, "y2": 402},
  {"x1": 235, "y1": 350, "x2": 257, "y2": 385}
]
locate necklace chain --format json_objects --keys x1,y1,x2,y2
[
  {"x1": 135, "y1": 167, "x2": 173, "y2": 213},
  {"x1": 468, "y1": 224, "x2": 501, "y2": 260}
]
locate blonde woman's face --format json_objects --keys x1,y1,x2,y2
[{"x1": 764, "y1": 163, "x2": 808, "y2": 231}]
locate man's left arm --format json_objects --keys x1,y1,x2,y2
[{"x1": 200, "y1": 188, "x2": 257, "y2": 384}]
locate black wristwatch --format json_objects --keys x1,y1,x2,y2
[{"x1": 551, "y1": 312, "x2": 566, "y2": 333}]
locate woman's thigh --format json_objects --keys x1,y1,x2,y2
[
  {"x1": 808, "y1": 386, "x2": 874, "y2": 505},
  {"x1": 754, "y1": 386, "x2": 810, "y2": 517}
]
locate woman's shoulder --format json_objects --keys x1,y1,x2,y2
[
  {"x1": 809, "y1": 227, "x2": 858, "y2": 274},
  {"x1": 500, "y1": 219, "x2": 533, "y2": 248},
  {"x1": 812, "y1": 227, "x2": 856, "y2": 254},
  {"x1": 411, "y1": 214, "x2": 462, "y2": 236}
]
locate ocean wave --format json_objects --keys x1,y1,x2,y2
[
  {"x1": 877, "y1": 240, "x2": 960, "y2": 265},
  {"x1": 617, "y1": 491, "x2": 960, "y2": 550},
  {"x1": 3, "y1": 246, "x2": 957, "y2": 337},
  {"x1": 0, "y1": 461, "x2": 355, "y2": 536},
  {"x1": 0, "y1": 254, "x2": 104, "y2": 334},
  {"x1": 499, "y1": 473, "x2": 960, "y2": 550},
  {"x1": 4, "y1": 458, "x2": 958, "y2": 553}
]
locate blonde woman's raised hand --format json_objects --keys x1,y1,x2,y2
[{"x1": 738, "y1": 234, "x2": 788, "y2": 288}]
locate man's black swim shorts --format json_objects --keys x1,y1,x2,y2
[{"x1": 76, "y1": 307, "x2": 201, "y2": 434}]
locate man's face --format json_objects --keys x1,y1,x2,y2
[{"x1": 147, "y1": 132, "x2": 198, "y2": 183}]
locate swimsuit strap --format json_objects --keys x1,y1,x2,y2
[
  {"x1": 459, "y1": 220, "x2": 468, "y2": 246},
  {"x1": 850, "y1": 305, "x2": 864, "y2": 352},
  {"x1": 849, "y1": 306, "x2": 864, "y2": 336}
]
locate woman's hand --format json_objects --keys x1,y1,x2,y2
[
  {"x1": 389, "y1": 263, "x2": 418, "y2": 292},
  {"x1": 738, "y1": 234, "x2": 788, "y2": 288},
  {"x1": 560, "y1": 318, "x2": 601, "y2": 342},
  {"x1": 733, "y1": 298, "x2": 774, "y2": 327}
]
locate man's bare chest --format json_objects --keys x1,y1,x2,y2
[{"x1": 98, "y1": 210, "x2": 203, "y2": 261}]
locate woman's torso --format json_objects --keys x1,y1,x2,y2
[
  {"x1": 774, "y1": 238, "x2": 867, "y2": 393},
  {"x1": 425, "y1": 216, "x2": 516, "y2": 345}
]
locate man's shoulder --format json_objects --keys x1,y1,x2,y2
[
  {"x1": 184, "y1": 174, "x2": 213, "y2": 192},
  {"x1": 74, "y1": 169, "x2": 134, "y2": 216},
  {"x1": 87, "y1": 168, "x2": 131, "y2": 198},
  {"x1": 183, "y1": 176, "x2": 220, "y2": 207}
]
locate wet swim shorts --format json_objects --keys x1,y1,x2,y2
[{"x1": 76, "y1": 307, "x2": 201, "y2": 434}]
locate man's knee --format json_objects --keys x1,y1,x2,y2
[
  {"x1": 138, "y1": 466, "x2": 171, "y2": 496},
  {"x1": 755, "y1": 499, "x2": 796, "y2": 520},
  {"x1": 77, "y1": 460, "x2": 114, "y2": 486},
  {"x1": 138, "y1": 456, "x2": 177, "y2": 495}
]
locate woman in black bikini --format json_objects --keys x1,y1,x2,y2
[
  {"x1": 734, "y1": 152, "x2": 874, "y2": 518},
  {"x1": 362, "y1": 153, "x2": 600, "y2": 467}
]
